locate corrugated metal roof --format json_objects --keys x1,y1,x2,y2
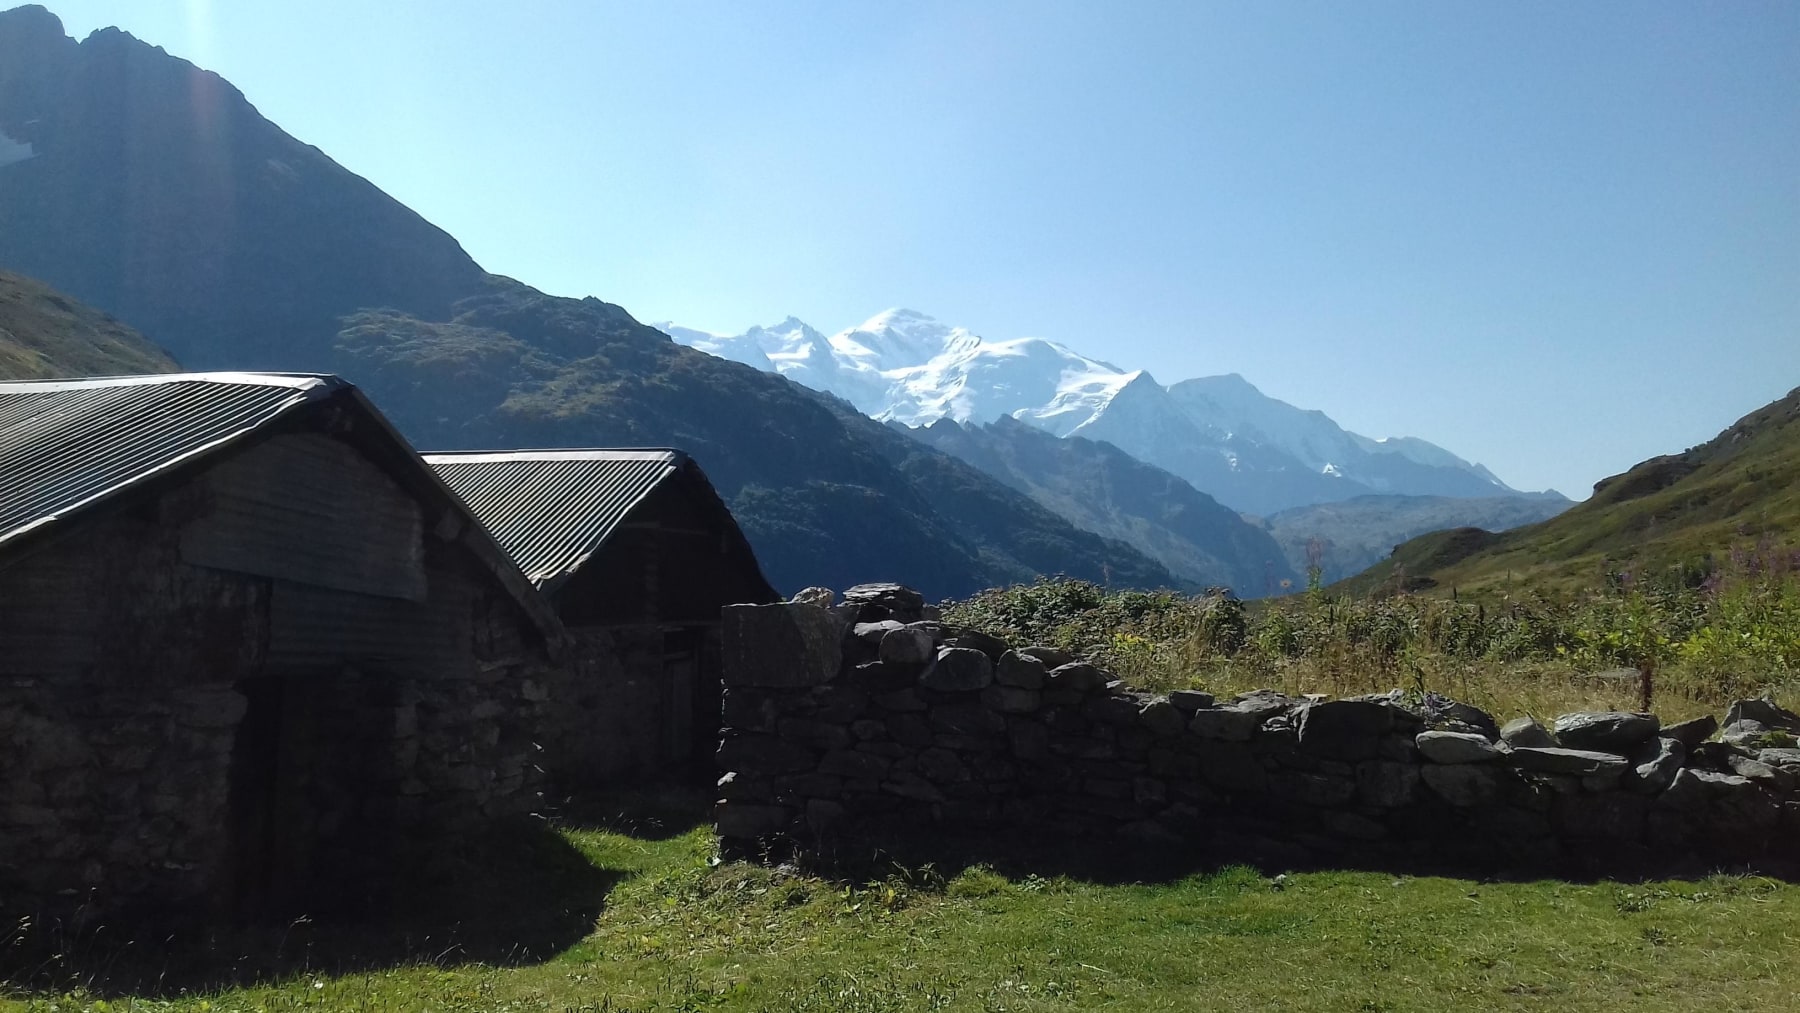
[
  {"x1": 424, "y1": 449, "x2": 685, "y2": 589},
  {"x1": 0, "y1": 372, "x2": 343, "y2": 551}
]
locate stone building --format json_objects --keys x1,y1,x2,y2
[
  {"x1": 426, "y1": 449, "x2": 776, "y2": 784},
  {"x1": 0, "y1": 372, "x2": 573, "y2": 924}
]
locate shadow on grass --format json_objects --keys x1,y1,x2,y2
[
  {"x1": 770, "y1": 820, "x2": 1800, "y2": 893},
  {"x1": 544, "y1": 776, "x2": 715, "y2": 842},
  {"x1": 1, "y1": 815, "x2": 626, "y2": 999}
]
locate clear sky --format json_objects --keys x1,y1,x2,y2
[{"x1": 41, "y1": 0, "x2": 1800, "y2": 497}]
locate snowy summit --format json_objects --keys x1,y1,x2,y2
[{"x1": 657, "y1": 310, "x2": 1537, "y2": 515}]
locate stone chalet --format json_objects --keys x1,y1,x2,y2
[
  {"x1": 0, "y1": 373, "x2": 579, "y2": 925},
  {"x1": 426, "y1": 449, "x2": 778, "y2": 786}
]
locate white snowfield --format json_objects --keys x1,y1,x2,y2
[{"x1": 656, "y1": 309, "x2": 1523, "y2": 511}]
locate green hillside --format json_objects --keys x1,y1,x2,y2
[
  {"x1": 0, "y1": 269, "x2": 176, "y2": 378},
  {"x1": 1342, "y1": 386, "x2": 1800, "y2": 597}
]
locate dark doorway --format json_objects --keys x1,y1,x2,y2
[{"x1": 226, "y1": 673, "x2": 397, "y2": 921}]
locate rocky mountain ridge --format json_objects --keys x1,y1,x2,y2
[{"x1": 660, "y1": 309, "x2": 1563, "y2": 516}]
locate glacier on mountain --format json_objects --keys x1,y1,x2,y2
[{"x1": 657, "y1": 309, "x2": 1538, "y2": 515}]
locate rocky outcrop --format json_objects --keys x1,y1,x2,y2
[{"x1": 716, "y1": 587, "x2": 1800, "y2": 876}]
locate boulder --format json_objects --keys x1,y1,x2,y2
[
  {"x1": 981, "y1": 685, "x2": 1041, "y2": 714},
  {"x1": 1624, "y1": 736, "x2": 1684, "y2": 795},
  {"x1": 1552, "y1": 711, "x2": 1659, "y2": 752},
  {"x1": 879, "y1": 627, "x2": 938, "y2": 667},
  {"x1": 1046, "y1": 662, "x2": 1111, "y2": 693},
  {"x1": 1657, "y1": 767, "x2": 1755, "y2": 817},
  {"x1": 1725, "y1": 697, "x2": 1800, "y2": 734},
  {"x1": 994, "y1": 650, "x2": 1049, "y2": 689},
  {"x1": 1500, "y1": 716, "x2": 1557, "y2": 749},
  {"x1": 1415, "y1": 730, "x2": 1504, "y2": 764},
  {"x1": 947, "y1": 629, "x2": 1011, "y2": 662},
  {"x1": 920, "y1": 647, "x2": 994, "y2": 692},
  {"x1": 1421, "y1": 763, "x2": 1504, "y2": 806},
  {"x1": 1507, "y1": 746, "x2": 1630, "y2": 777},
  {"x1": 1660, "y1": 714, "x2": 1719, "y2": 750},
  {"x1": 1087, "y1": 694, "x2": 1146, "y2": 727},
  {"x1": 1298, "y1": 698, "x2": 1397, "y2": 741},
  {"x1": 1139, "y1": 699, "x2": 1187, "y2": 737},
  {"x1": 1356, "y1": 760, "x2": 1421, "y2": 807},
  {"x1": 790, "y1": 586, "x2": 835, "y2": 607}
]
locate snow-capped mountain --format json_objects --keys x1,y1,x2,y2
[{"x1": 656, "y1": 310, "x2": 1556, "y2": 516}]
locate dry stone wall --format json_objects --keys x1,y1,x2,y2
[{"x1": 717, "y1": 585, "x2": 1800, "y2": 876}]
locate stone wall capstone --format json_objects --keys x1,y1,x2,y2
[{"x1": 715, "y1": 587, "x2": 1800, "y2": 876}]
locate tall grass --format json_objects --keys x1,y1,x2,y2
[{"x1": 943, "y1": 541, "x2": 1800, "y2": 721}]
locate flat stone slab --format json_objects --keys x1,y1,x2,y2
[
  {"x1": 1552, "y1": 711, "x2": 1659, "y2": 752},
  {"x1": 1168, "y1": 689, "x2": 1216, "y2": 712},
  {"x1": 1756, "y1": 747, "x2": 1800, "y2": 768},
  {"x1": 1187, "y1": 690, "x2": 1291, "y2": 741},
  {"x1": 1415, "y1": 730, "x2": 1503, "y2": 764},
  {"x1": 843, "y1": 582, "x2": 925, "y2": 610},
  {"x1": 1507, "y1": 746, "x2": 1630, "y2": 777}
]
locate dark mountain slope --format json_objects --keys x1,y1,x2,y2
[
  {"x1": 0, "y1": 268, "x2": 177, "y2": 377},
  {"x1": 907, "y1": 415, "x2": 1294, "y2": 594},
  {"x1": 1339, "y1": 386, "x2": 1800, "y2": 597},
  {"x1": 332, "y1": 280, "x2": 1182, "y2": 597},
  {"x1": 0, "y1": 5, "x2": 484, "y2": 369},
  {"x1": 0, "y1": 7, "x2": 1180, "y2": 599}
]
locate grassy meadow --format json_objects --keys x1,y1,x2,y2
[
  {"x1": 6, "y1": 794, "x2": 1800, "y2": 1013},
  {"x1": 9, "y1": 548, "x2": 1800, "y2": 1012}
]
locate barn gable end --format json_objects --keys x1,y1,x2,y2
[{"x1": 0, "y1": 373, "x2": 577, "y2": 926}]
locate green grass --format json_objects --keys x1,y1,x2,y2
[
  {"x1": 0, "y1": 271, "x2": 178, "y2": 380},
  {"x1": 9, "y1": 803, "x2": 1800, "y2": 1013},
  {"x1": 1339, "y1": 386, "x2": 1800, "y2": 599}
]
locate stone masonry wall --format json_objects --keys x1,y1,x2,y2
[
  {"x1": 716, "y1": 586, "x2": 1800, "y2": 876},
  {"x1": 0, "y1": 497, "x2": 569, "y2": 925}
]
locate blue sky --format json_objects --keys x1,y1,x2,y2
[{"x1": 44, "y1": 0, "x2": 1800, "y2": 497}]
